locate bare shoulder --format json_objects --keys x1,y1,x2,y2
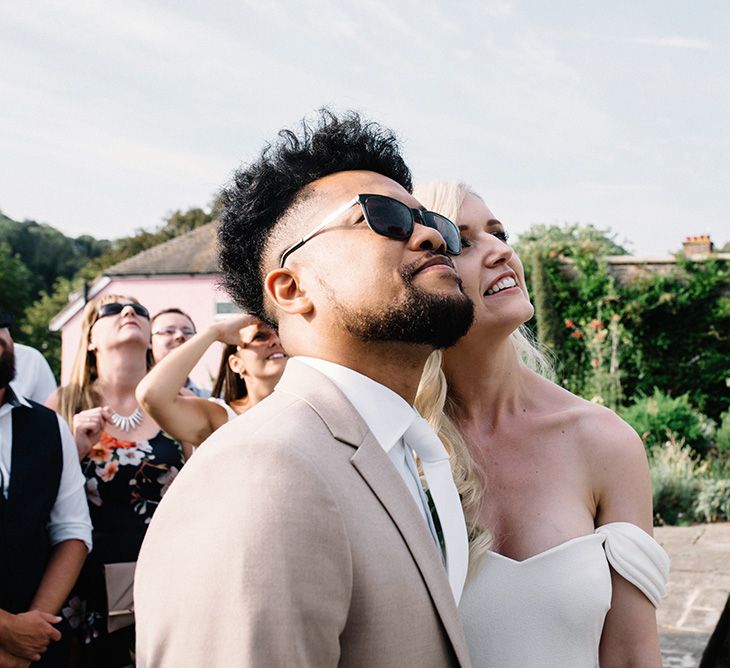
[
  {"x1": 575, "y1": 398, "x2": 643, "y2": 465},
  {"x1": 531, "y1": 375, "x2": 651, "y2": 525},
  {"x1": 45, "y1": 386, "x2": 62, "y2": 410},
  {"x1": 536, "y1": 375, "x2": 644, "y2": 463}
]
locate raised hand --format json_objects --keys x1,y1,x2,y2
[
  {"x1": 212, "y1": 313, "x2": 260, "y2": 346},
  {"x1": 71, "y1": 406, "x2": 114, "y2": 459}
]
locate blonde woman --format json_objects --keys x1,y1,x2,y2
[
  {"x1": 136, "y1": 314, "x2": 287, "y2": 447},
  {"x1": 47, "y1": 295, "x2": 185, "y2": 668},
  {"x1": 414, "y1": 182, "x2": 669, "y2": 668}
]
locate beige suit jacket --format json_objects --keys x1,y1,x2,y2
[{"x1": 135, "y1": 359, "x2": 472, "y2": 667}]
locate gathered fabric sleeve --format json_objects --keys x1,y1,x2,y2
[
  {"x1": 595, "y1": 522, "x2": 670, "y2": 607},
  {"x1": 207, "y1": 396, "x2": 238, "y2": 422}
]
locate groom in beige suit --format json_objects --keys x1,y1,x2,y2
[{"x1": 135, "y1": 111, "x2": 475, "y2": 667}]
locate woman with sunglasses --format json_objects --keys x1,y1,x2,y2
[
  {"x1": 136, "y1": 313, "x2": 288, "y2": 448},
  {"x1": 47, "y1": 295, "x2": 185, "y2": 668},
  {"x1": 413, "y1": 182, "x2": 669, "y2": 668}
]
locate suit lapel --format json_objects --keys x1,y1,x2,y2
[
  {"x1": 276, "y1": 360, "x2": 470, "y2": 665},
  {"x1": 351, "y1": 436, "x2": 470, "y2": 666}
]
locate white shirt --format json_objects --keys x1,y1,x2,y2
[
  {"x1": 13, "y1": 343, "x2": 57, "y2": 404},
  {"x1": 296, "y1": 357, "x2": 440, "y2": 548},
  {"x1": 0, "y1": 383, "x2": 92, "y2": 551}
]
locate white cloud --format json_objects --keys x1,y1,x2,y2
[
  {"x1": 0, "y1": 0, "x2": 727, "y2": 256},
  {"x1": 578, "y1": 182, "x2": 661, "y2": 193},
  {"x1": 632, "y1": 35, "x2": 711, "y2": 50}
]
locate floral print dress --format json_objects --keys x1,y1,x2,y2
[{"x1": 63, "y1": 431, "x2": 184, "y2": 668}]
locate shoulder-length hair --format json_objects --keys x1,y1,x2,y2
[
  {"x1": 56, "y1": 294, "x2": 154, "y2": 426},
  {"x1": 211, "y1": 344, "x2": 248, "y2": 404}
]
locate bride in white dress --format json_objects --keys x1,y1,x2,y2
[{"x1": 414, "y1": 181, "x2": 670, "y2": 668}]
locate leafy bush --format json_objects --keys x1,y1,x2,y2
[
  {"x1": 518, "y1": 223, "x2": 728, "y2": 421},
  {"x1": 649, "y1": 436, "x2": 704, "y2": 525},
  {"x1": 622, "y1": 389, "x2": 712, "y2": 456},
  {"x1": 694, "y1": 479, "x2": 730, "y2": 523},
  {"x1": 715, "y1": 409, "x2": 730, "y2": 457},
  {"x1": 620, "y1": 259, "x2": 729, "y2": 421}
]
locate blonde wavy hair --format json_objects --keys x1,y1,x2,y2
[
  {"x1": 413, "y1": 180, "x2": 553, "y2": 563},
  {"x1": 56, "y1": 294, "x2": 154, "y2": 427}
]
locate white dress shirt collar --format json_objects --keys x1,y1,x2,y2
[
  {"x1": 1, "y1": 383, "x2": 32, "y2": 412},
  {"x1": 295, "y1": 356, "x2": 416, "y2": 451},
  {"x1": 294, "y1": 356, "x2": 450, "y2": 576}
]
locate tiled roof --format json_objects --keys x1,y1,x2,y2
[{"x1": 105, "y1": 222, "x2": 219, "y2": 275}]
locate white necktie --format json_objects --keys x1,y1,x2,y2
[{"x1": 403, "y1": 416, "x2": 469, "y2": 604}]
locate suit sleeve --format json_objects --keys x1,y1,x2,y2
[
  {"x1": 135, "y1": 437, "x2": 354, "y2": 668},
  {"x1": 234, "y1": 445, "x2": 353, "y2": 665}
]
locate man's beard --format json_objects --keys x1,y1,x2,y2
[
  {"x1": 332, "y1": 256, "x2": 475, "y2": 349},
  {"x1": 0, "y1": 345, "x2": 16, "y2": 390}
]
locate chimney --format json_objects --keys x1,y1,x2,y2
[{"x1": 682, "y1": 235, "x2": 713, "y2": 258}]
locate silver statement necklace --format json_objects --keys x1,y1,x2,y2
[{"x1": 110, "y1": 406, "x2": 144, "y2": 432}]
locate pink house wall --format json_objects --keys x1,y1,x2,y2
[{"x1": 60, "y1": 275, "x2": 234, "y2": 389}]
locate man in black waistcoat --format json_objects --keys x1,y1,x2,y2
[{"x1": 0, "y1": 317, "x2": 92, "y2": 667}]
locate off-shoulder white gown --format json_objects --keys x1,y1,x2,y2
[{"x1": 459, "y1": 522, "x2": 670, "y2": 667}]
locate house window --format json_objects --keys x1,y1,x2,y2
[{"x1": 214, "y1": 301, "x2": 243, "y2": 319}]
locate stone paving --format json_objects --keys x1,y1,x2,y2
[{"x1": 656, "y1": 523, "x2": 730, "y2": 667}]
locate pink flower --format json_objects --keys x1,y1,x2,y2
[
  {"x1": 117, "y1": 448, "x2": 144, "y2": 466},
  {"x1": 570, "y1": 330, "x2": 582, "y2": 339},
  {"x1": 61, "y1": 596, "x2": 85, "y2": 630},
  {"x1": 589, "y1": 319, "x2": 604, "y2": 330},
  {"x1": 97, "y1": 460, "x2": 119, "y2": 483},
  {"x1": 564, "y1": 319, "x2": 575, "y2": 329},
  {"x1": 86, "y1": 478, "x2": 102, "y2": 507},
  {"x1": 158, "y1": 467, "x2": 180, "y2": 497}
]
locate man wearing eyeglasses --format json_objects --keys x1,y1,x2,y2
[
  {"x1": 135, "y1": 111, "x2": 475, "y2": 667},
  {"x1": 150, "y1": 308, "x2": 210, "y2": 398}
]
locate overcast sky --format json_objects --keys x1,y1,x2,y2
[{"x1": 1, "y1": 1, "x2": 728, "y2": 256}]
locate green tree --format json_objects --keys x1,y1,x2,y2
[
  {"x1": 530, "y1": 250, "x2": 562, "y2": 353},
  {"x1": 514, "y1": 222, "x2": 628, "y2": 260},
  {"x1": 0, "y1": 242, "x2": 33, "y2": 323},
  {"x1": 18, "y1": 276, "x2": 82, "y2": 378},
  {"x1": 0, "y1": 212, "x2": 110, "y2": 297},
  {"x1": 84, "y1": 206, "x2": 214, "y2": 275}
]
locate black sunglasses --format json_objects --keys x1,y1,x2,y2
[
  {"x1": 95, "y1": 302, "x2": 150, "y2": 323},
  {"x1": 279, "y1": 193, "x2": 462, "y2": 268}
]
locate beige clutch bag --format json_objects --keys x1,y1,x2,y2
[{"x1": 104, "y1": 562, "x2": 136, "y2": 633}]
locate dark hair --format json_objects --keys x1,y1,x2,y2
[
  {"x1": 211, "y1": 344, "x2": 247, "y2": 404},
  {"x1": 151, "y1": 308, "x2": 196, "y2": 331},
  {"x1": 217, "y1": 109, "x2": 413, "y2": 323}
]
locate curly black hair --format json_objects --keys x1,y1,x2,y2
[{"x1": 217, "y1": 109, "x2": 413, "y2": 324}]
